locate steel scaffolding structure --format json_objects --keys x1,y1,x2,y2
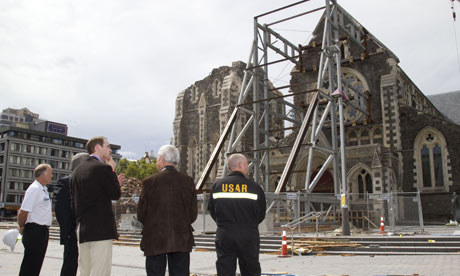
[{"x1": 195, "y1": 0, "x2": 368, "y2": 235}]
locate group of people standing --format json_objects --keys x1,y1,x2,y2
[
  {"x1": 17, "y1": 135, "x2": 266, "y2": 276},
  {"x1": 17, "y1": 136, "x2": 123, "y2": 276}
]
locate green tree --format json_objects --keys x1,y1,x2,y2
[
  {"x1": 116, "y1": 158, "x2": 130, "y2": 175},
  {"x1": 116, "y1": 158, "x2": 158, "y2": 181}
]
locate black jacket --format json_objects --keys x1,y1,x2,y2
[
  {"x1": 70, "y1": 156, "x2": 121, "y2": 243},
  {"x1": 55, "y1": 176, "x2": 77, "y2": 244},
  {"x1": 208, "y1": 171, "x2": 266, "y2": 228}
]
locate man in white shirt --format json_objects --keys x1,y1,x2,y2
[{"x1": 17, "y1": 163, "x2": 53, "y2": 276}]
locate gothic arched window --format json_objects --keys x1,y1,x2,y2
[
  {"x1": 360, "y1": 129, "x2": 370, "y2": 145},
  {"x1": 372, "y1": 127, "x2": 383, "y2": 144},
  {"x1": 341, "y1": 68, "x2": 369, "y2": 124},
  {"x1": 420, "y1": 135, "x2": 443, "y2": 187},
  {"x1": 414, "y1": 128, "x2": 450, "y2": 190},
  {"x1": 357, "y1": 169, "x2": 372, "y2": 199},
  {"x1": 348, "y1": 165, "x2": 373, "y2": 201},
  {"x1": 347, "y1": 130, "x2": 358, "y2": 146}
]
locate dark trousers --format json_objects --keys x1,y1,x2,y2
[
  {"x1": 60, "y1": 230, "x2": 78, "y2": 276},
  {"x1": 215, "y1": 226, "x2": 261, "y2": 276},
  {"x1": 19, "y1": 223, "x2": 49, "y2": 276},
  {"x1": 146, "y1": 252, "x2": 190, "y2": 276}
]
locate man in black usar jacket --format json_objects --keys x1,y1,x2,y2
[{"x1": 208, "y1": 154, "x2": 266, "y2": 276}]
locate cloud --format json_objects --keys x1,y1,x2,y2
[
  {"x1": 1, "y1": 0, "x2": 459, "y2": 160},
  {"x1": 117, "y1": 151, "x2": 138, "y2": 160}
]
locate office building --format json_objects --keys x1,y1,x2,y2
[{"x1": 0, "y1": 108, "x2": 121, "y2": 216}]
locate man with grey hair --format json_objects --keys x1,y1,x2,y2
[
  {"x1": 208, "y1": 153, "x2": 266, "y2": 276},
  {"x1": 55, "y1": 152, "x2": 88, "y2": 276},
  {"x1": 18, "y1": 163, "x2": 53, "y2": 276},
  {"x1": 137, "y1": 145, "x2": 197, "y2": 276}
]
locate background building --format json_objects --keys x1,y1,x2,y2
[{"x1": 0, "y1": 108, "x2": 121, "y2": 216}]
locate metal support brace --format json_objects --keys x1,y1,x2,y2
[
  {"x1": 195, "y1": 108, "x2": 239, "y2": 191},
  {"x1": 274, "y1": 91, "x2": 319, "y2": 194}
]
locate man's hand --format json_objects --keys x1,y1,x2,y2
[
  {"x1": 118, "y1": 173, "x2": 125, "y2": 185},
  {"x1": 105, "y1": 155, "x2": 117, "y2": 171},
  {"x1": 17, "y1": 209, "x2": 28, "y2": 235}
]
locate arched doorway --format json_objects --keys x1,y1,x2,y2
[{"x1": 310, "y1": 168, "x2": 334, "y2": 193}]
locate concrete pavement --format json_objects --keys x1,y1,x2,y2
[{"x1": 1, "y1": 228, "x2": 460, "y2": 276}]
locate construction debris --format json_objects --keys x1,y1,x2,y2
[
  {"x1": 332, "y1": 225, "x2": 363, "y2": 236},
  {"x1": 113, "y1": 177, "x2": 142, "y2": 222},
  {"x1": 286, "y1": 238, "x2": 362, "y2": 255},
  {"x1": 121, "y1": 177, "x2": 142, "y2": 198},
  {"x1": 119, "y1": 177, "x2": 142, "y2": 213}
]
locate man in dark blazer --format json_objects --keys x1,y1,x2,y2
[
  {"x1": 137, "y1": 145, "x2": 197, "y2": 276},
  {"x1": 70, "y1": 136, "x2": 124, "y2": 276},
  {"x1": 54, "y1": 152, "x2": 88, "y2": 276}
]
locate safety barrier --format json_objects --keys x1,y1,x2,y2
[{"x1": 110, "y1": 191, "x2": 424, "y2": 234}]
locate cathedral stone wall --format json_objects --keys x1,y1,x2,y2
[
  {"x1": 174, "y1": 61, "x2": 283, "y2": 190},
  {"x1": 174, "y1": 62, "x2": 246, "y2": 184},
  {"x1": 399, "y1": 106, "x2": 460, "y2": 221}
]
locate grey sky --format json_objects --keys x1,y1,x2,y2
[{"x1": 1, "y1": 0, "x2": 459, "y2": 159}]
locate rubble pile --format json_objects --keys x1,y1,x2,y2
[
  {"x1": 115, "y1": 177, "x2": 142, "y2": 217},
  {"x1": 121, "y1": 177, "x2": 142, "y2": 198}
]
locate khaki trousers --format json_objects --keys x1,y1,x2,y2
[{"x1": 78, "y1": 239, "x2": 113, "y2": 276}]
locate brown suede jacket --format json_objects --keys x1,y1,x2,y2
[{"x1": 137, "y1": 166, "x2": 198, "y2": 256}]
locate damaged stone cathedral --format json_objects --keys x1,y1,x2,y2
[
  {"x1": 173, "y1": 62, "x2": 284, "y2": 182},
  {"x1": 173, "y1": 13, "x2": 460, "y2": 223}
]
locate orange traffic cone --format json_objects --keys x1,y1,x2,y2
[
  {"x1": 278, "y1": 228, "x2": 291, "y2": 258},
  {"x1": 379, "y1": 216, "x2": 385, "y2": 234}
]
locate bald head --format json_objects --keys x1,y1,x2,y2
[{"x1": 227, "y1": 154, "x2": 249, "y2": 176}]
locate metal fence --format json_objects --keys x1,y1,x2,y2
[
  {"x1": 264, "y1": 192, "x2": 341, "y2": 233},
  {"x1": 347, "y1": 192, "x2": 424, "y2": 233},
  {"x1": 113, "y1": 196, "x2": 142, "y2": 231},
  {"x1": 111, "y1": 191, "x2": 424, "y2": 234}
]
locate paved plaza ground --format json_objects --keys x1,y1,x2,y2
[{"x1": 1, "y1": 228, "x2": 460, "y2": 276}]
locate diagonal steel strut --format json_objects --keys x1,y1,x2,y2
[
  {"x1": 274, "y1": 91, "x2": 319, "y2": 194},
  {"x1": 195, "y1": 108, "x2": 239, "y2": 191}
]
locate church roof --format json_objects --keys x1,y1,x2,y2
[
  {"x1": 427, "y1": 90, "x2": 460, "y2": 125},
  {"x1": 309, "y1": 4, "x2": 399, "y2": 62}
]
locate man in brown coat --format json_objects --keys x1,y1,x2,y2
[{"x1": 137, "y1": 145, "x2": 197, "y2": 276}]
